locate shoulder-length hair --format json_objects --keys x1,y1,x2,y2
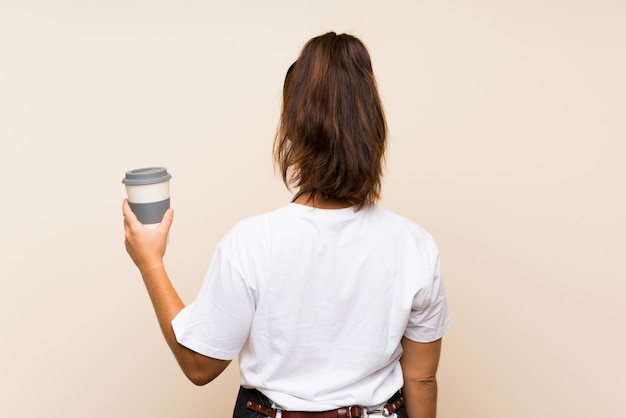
[{"x1": 274, "y1": 32, "x2": 387, "y2": 209}]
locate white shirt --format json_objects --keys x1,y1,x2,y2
[{"x1": 172, "y1": 203, "x2": 450, "y2": 411}]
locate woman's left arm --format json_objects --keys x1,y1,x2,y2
[{"x1": 122, "y1": 199, "x2": 230, "y2": 385}]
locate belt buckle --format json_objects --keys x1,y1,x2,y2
[{"x1": 366, "y1": 403, "x2": 391, "y2": 417}]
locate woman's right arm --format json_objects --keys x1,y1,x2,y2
[
  {"x1": 399, "y1": 337, "x2": 443, "y2": 418},
  {"x1": 122, "y1": 200, "x2": 230, "y2": 385}
]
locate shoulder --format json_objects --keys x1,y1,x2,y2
[
  {"x1": 369, "y1": 205, "x2": 437, "y2": 246},
  {"x1": 216, "y1": 205, "x2": 290, "y2": 250}
]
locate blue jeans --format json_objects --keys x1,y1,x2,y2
[
  {"x1": 233, "y1": 386, "x2": 273, "y2": 418},
  {"x1": 232, "y1": 386, "x2": 408, "y2": 418}
]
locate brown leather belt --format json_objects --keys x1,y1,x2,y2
[{"x1": 245, "y1": 391, "x2": 404, "y2": 418}]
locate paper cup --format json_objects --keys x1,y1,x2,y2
[{"x1": 122, "y1": 167, "x2": 171, "y2": 229}]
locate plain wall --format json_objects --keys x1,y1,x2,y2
[{"x1": 1, "y1": 1, "x2": 624, "y2": 417}]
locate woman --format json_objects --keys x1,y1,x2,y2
[{"x1": 123, "y1": 32, "x2": 450, "y2": 418}]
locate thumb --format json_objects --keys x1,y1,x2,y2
[{"x1": 122, "y1": 198, "x2": 140, "y2": 225}]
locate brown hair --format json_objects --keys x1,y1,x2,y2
[{"x1": 274, "y1": 32, "x2": 387, "y2": 209}]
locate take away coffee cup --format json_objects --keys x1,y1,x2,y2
[{"x1": 122, "y1": 167, "x2": 172, "y2": 229}]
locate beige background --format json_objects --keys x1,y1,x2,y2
[{"x1": 1, "y1": 1, "x2": 624, "y2": 417}]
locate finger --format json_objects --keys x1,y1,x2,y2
[{"x1": 158, "y1": 208, "x2": 174, "y2": 234}]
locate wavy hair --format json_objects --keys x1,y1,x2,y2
[{"x1": 274, "y1": 32, "x2": 387, "y2": 209}]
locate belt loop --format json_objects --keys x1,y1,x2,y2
[{"x1": 347, "y1": 406, "x2": 364, "y2": 418}]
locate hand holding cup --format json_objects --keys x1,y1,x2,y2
[
  {"x1": 122, "y1": 167, "x2": 173, "y2": 272},
  {"x1": 122, "y1": 167, "x2": 172, "y2": 228},
  {"x1": 122, "y1": 198, "x2": 173, "y2": 273}
]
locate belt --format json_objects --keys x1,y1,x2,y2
[{"x1": 245, "y1": 391, "x2": 404, "y2": 418}]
